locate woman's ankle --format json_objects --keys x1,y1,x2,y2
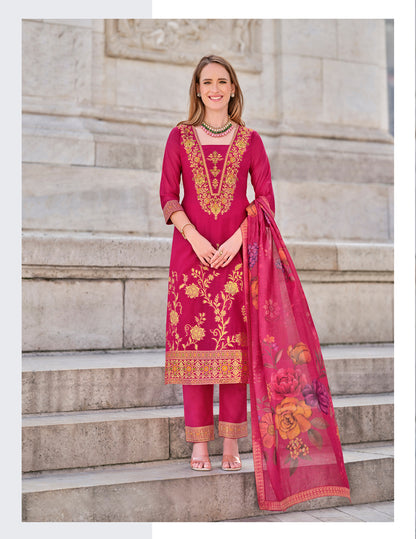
[
  {"x1": 223, "y1": 437, "x2": 239, "y2": 454},
  {"x1": 192, "y1": 441, "x2": 209, "y2": 455}
]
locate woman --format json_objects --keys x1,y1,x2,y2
[{"x1": 160, "y1": 55, "x2": 351, "y2": 511}]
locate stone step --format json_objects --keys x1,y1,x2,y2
[
  {"x1": 22, "y1": 343, "x2": 394, "y2": 413},
  {"x1": 21, "y1": 441, "x2": 394, "y2": 521},
  {"x1": 224, "y1": 500, "x2": 394, "y2": 522},
  {"x1": 22, "y1": 393, "x2": 393, "y2": 472},
  {"x1": 22, "y1": 232, "x2": 394, "y2": 351}
]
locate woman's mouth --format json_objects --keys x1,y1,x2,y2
[{"x1": 209, "y1": 96, "x2": 223, "y2": 101}]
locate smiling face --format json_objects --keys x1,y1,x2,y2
[{"x1": 197, "y1": 62, "x2": 235, "y2": 120}]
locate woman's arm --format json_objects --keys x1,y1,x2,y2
[{"x1": 170, "y1": 210, "x2": 218, "y2": 268}]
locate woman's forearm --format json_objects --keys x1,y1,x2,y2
[{"x1": 170, "y1": 210, "x2": 197, "y2": 240}]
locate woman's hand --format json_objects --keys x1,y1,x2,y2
[
  {"x1": 210, "y1": 228, "x2": 243, "y2": 269},
  {"x1": 186, "y1": 227, "x2": 218, "y2": 267}
]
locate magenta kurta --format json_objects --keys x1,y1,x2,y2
[{"x1": 160, "y1": 124, "x2": 275, "y2": 385}]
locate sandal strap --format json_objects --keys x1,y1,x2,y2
[
  {"x1": 191, "y1": 456, "x2": 211, "y2": 467},
  {"x1": 222, "y1": 455, "x2": 241, "y2": 464}
]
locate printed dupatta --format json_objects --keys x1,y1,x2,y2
[{"x1": 241, "y1": 197, "x2": 351, "y2": 511}]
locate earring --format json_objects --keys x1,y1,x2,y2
[
  {"x1": 231, "y1": 93, "x2": 235, "y2": 98},
  {"x1": 197, "y1": 93, "x2": 201, "y2": 97}
]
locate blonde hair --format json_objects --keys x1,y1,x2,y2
[{"x1": 178, "y1": 55, "x2": 245, "y2": 127}]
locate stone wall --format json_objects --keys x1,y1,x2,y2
[{"x1": 22, "y1": 19, "x2": 393, "y2": 351}]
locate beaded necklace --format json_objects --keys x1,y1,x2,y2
[{"x1": 201, "y1": 116, "x2": 233, "y2": 137}]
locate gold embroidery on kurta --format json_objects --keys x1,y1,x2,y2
[
  {"x1": 166, "y1": 271, "x2": 183, "y2": 351},
  {"x1": 179, "y1": 125, "x2": 252, "y2": 219},
  {"x1": 188, "y1": 263, "x2": 244, "y2": 350},
  {"x1": 207, "y1": 150, "x2": 223, "y2": 189},
  {"x1": 165, "y1": 349, "x2": 249, "y2": 384},
  {"x1": 166, "y1": 264, "x2": 246, "y2": 351}
]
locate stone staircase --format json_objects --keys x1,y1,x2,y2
[{"x1": 22, "y1": 343, "x2": 394, "y2": 521}]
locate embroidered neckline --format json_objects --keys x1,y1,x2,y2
[
  {"x1": 179, "y1": 124, "x2": 251, "y2": 219},
  {"x1": 192, "y1": 125, "x2": 239, "y2": 198}
]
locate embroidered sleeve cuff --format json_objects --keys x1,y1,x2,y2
[{"x1": 163, "y1": 200, "x2": 184, "y2": 224}]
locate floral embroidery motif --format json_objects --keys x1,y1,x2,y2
[
  {"x1": 179, "y1": 124, "x2": 251, "y2": 219},
  {"x1": 207, "y1": 151, "x2": 223, "y2": 189},
  {"x1": 166, "y1": 271, "x2": 183, "y2": 351},
  {"x1": 165, "y1": 262, "x2": 248, "y2": 384},
  {"x1": 186, "y1": 263, "x2": 244, "y2": 350},
  {"x1": 184, "y1": 313, "x2": 206, "y2": 349}
]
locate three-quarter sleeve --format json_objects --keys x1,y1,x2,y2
[
  {"x1": 249, "y1": 130, "x2": 275, "y2": 213},
  {"x1": 160, "y1": 127, "x2": 184, "y2": 224}
]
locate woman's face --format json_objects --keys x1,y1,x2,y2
[{"x1": 197, "y1": 63, "x2": 235, "y2": 117}]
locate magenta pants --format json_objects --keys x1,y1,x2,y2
[{"x1": 182, "y1": 383, "x2": 248, "y2": 442}]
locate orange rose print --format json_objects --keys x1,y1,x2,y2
[
  {"x1": 278, "y1": 248, "x2": 288, "y2": 265},
  {"x1": 259, "y1": 412, "x2": 276, "y2": 448},
  {"x1": 275, "y1": 397, "x2": 312, "y2": 440},
  {"x1": 288, "y1": 342, "x2": 311, "y2": 365},
  {"x1": 251, "y1": 277, "x2": 258, "y2": 309}
]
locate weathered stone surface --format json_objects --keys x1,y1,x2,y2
[
  {"x1": 22, "y1": 20, "x2": 92, "y2": 102},
  {"x1": 22, "y1": 280, "x2": 123, "y2": 351},
  {"x1": 279, "y1": 55, "x2": 323, "y2": 123},
  {"x1": 276, "y1": 180, "x2": 390, "y2": 241},
  {"x1": 22, "y1": 233, "x2": 172, "y2": 269},
  {"x1": 115, "y1": 58, "x2": 191, "y2": 114},
  {"x1": 336, "y1": 242, "x2": 393, "y2": 272},
  {"x1": 337, "y1": 20, "x2": 387, "y2": 66},
  {"x1": 323, "y1": 60, "x2": 387, "y2": 129},
  {"x1": 22, "y1": 409, "x2": 169, "y2": 472},
  {"x1": 279, "y1": 19, "x2": 337, "y2": 58},
  {"x1": 95, "y1": 139, "x2": 164, "y2": 171},
  {"x1": 124, "y1": 279, "x2": 168, "y2": 348},
  {"x1": 286, "y1": 242, "x2": 338, "y2": 271},
  {"x1": 21, "y1": 443, "x2": 393, "y2": 521},
  {"x1": 22, "y1": 350, "x2": 183, "y2": 414},
  {"x1": 269, "y1": 136, "x2": 393, "y2": 185},
  {"x1": 22, "y1": 134, "x2": 95, "y2": 166},
  {"x1": 22, "y1": 163, "x2": 155, "y2": 234},
  {"x1": 303, "y1": 281, "x2": 393, "y2": 344}
]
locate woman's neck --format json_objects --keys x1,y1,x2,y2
[{"x1": 203, "y1": 110, "x2": 230, "y2": 128}]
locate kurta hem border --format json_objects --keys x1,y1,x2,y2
[
  {"x1": 165, "y1": 377, "x2": 249, "y2": 385},
  {"x1": 165, "y1": 349, "x2": 249, "y2": 384}
]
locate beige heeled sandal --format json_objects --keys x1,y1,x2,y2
[
  {"x1": 190, "y1": 456, "x2": 212, "y2": 471},
  {"x1": 221, "y1": 455, "x2": 242, "y2": 471}
]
